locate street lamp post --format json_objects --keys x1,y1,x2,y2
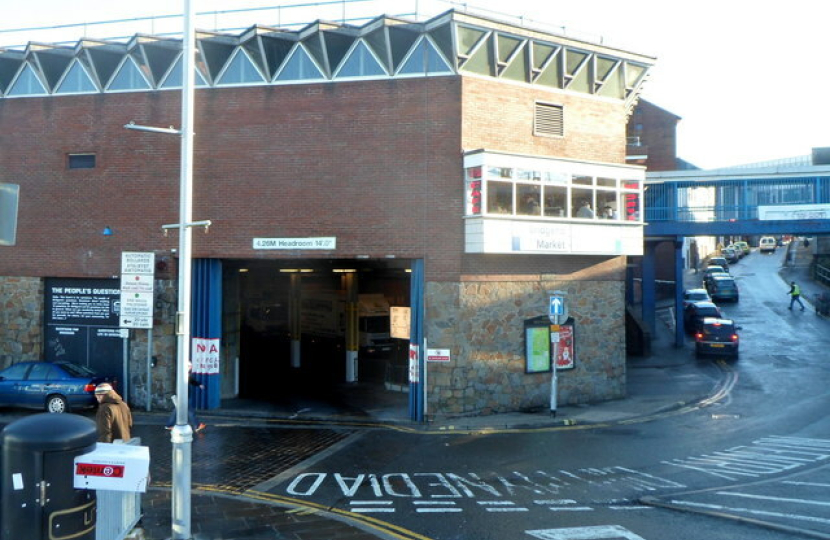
[{"x1": 124, "y1": 0, "x2": 197, "y2": 538}]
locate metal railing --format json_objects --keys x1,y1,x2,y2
[
  {"x1": 816, "y1": 263, "x2": 830, "y2": 288},
  {"x1": 96, "y1": 438, "x2": 144, "y2": 540},
  {"x1": 645, "y1": 205, "x2": 759, "y2": 222}
]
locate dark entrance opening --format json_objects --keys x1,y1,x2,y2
[{"x1": 225, "y1": 258, "x2": 411, "y2": 415}]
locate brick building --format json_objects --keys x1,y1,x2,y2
[{"x1": 0, "y1": 10, "x2": 654, "y2": 419}]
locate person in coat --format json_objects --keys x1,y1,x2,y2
[{"x1": 95, "y1": 382, "x2": 133, "y2": 443}]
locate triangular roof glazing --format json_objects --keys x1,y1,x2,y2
[
  {"x1": 216, "y1": 48, "x2": 266, "y2": 85},
  {"x1": 107, "y1": 56, "x2": 152, "y2": 91},
  {"x1": 159, "y1": 54, "x2": 209, "y2": 88},
  {"x1": 7, "y1": 63, "x2": 48, "y2": 96},
  {"x1": 334, "y1": 40, "x2": 386, "y2": 78},
  {"x1": 275, "y1": 44, "x2": 325, "y2": 82},
  {"x1": 55, "y1": 59, "x2": 98, "y2": 94},
  {"x1": 397, "y1": 36, "x2": 453, "y2": 76}
]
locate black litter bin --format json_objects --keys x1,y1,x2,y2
[{"x1": 1, "y1": 413, "x2": 98, "y2": 540}]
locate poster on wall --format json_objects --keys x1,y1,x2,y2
[
  {"x1": 44, "y1": 278, "x2": 122, "y2": 378},
  {"x1": 553, "y1": 324, "x2": 575, "y2": 370},
  {"x1": 524, "y1": 316, "x2": 553, "y2": 373},
  {"x1": 192, "y1": 338, "x2": 220, "y2": 374},
  {"x1": 525, "y1": 325, "x2": 551, "y2": 373}
]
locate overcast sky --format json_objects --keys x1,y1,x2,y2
[{"x1": 1, "y1": 0, "x2": 826, "y2": 169}]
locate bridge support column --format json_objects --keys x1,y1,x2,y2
[
  {"x1": 674, "y1": 238, "x2": 686, "y2": 347},
  {"x1": 642, "y1": 241, "x2": 657, "y2": 333}
]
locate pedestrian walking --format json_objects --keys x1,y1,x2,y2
[
  {"x1": 95, "y1": 383, "x2": 133, "y2": 443},
  {"x1": 787, "y1": 281, "x2": 805, "y2": 311},
  {"x1": 165, "y1": 362, "x2": 206, "y2": 432}
]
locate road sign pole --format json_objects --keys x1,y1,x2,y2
[
  {"x1": 548, "y1": 291, "x2": 567, "y2": 417},
  {"x1": 550, "y1": 329, "x2": 559, "y2": 416}
]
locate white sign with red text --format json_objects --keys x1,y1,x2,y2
[
  {"x1": 427, "y1": 348, "x2": 451, "y2": 363},
  {"x1": 120, "y1": 252, "x2": 154, "y2": 329},
  {"x1": 192, "y1": 337, "x2": 220, "y2": 374}
]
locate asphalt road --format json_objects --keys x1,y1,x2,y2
[{"x1": 267, "y1": 247, "x2": 830, "y2": 540}]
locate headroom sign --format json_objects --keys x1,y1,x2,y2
[{"x1": 253, "y1": 237, "x2": 336, "y2": 250}]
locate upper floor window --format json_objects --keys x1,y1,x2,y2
[{"x1": 465, "y1": 163, "x2": 642, "y2": 223}]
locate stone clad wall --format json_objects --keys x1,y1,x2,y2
[
  {"x1": 0, "y1": 276, "x2": 44, "y2": 367},
  {"x1": 0, "y1": 275, "x2": 177, "y2": 410},
  {"x1": 127, "y1": 279, "x2": 177, "y2": 410},
  {"x1": 425, "y1": 278, "x2": 626, "y2": 417}
]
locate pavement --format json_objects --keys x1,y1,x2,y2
[{"x1": 127, "y1": 241, "x2": 829, "y2": 540}]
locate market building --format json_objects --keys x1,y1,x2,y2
[{"x1": 0, "y1": 9, "x2": 654, "y2": 420}]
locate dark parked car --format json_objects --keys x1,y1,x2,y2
[
  {"x1": 722, "y1": 248, "x2": 740, "y2": 264},
  {"x1": 684, "y1": 301, "x2": 723, "y2": 334},
  {"x1": 0, "y1": 361, "x2": 110, "y2": 413},
  {"x1": 695, "y1": 318, "x2": 740, "y2": 358},
  {"x1": 683, "y1": 288, "x2": 711, "y2": 309},
  {"x1": 702, "y1": 264, "x2": 728, "y2": 280},
  {"x1": 708, "y1": 257, "x2": 730, "y2": 269},
  {"x1": 708, "y1": 275, "x2": 740, "y2": 302},
  {"x1": 704, "y1": 270, "x2": 730, "y2": 290}
]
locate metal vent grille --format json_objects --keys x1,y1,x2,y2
[{"x1": 534, "y1": 102, "x2": 564, "y2": 137}]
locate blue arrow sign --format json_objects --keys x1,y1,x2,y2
[{"x1": 549, "y1": 296, "x2": 564, "y2": 316}]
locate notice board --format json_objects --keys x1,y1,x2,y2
[{"x1": 44, "y1": 278, "x2": 123, "y2": 379}]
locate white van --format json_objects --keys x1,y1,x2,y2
[{"x1": 759, "y1": 236, "x2": 777, "y2": 253}]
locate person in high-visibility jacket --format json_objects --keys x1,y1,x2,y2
[{"x1": 788, "y1": 281, "x2": 805, "y2": 311}]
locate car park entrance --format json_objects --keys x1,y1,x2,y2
[{"x1": 219, "y1": 258, "x2": 413, "y2": 413}]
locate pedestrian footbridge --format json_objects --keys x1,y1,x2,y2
[{"x1": 634, "y1": 164, "x2": 830, "y2": 346}]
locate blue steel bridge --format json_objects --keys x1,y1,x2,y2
[{"x1": 637, "y1": 165, "x2": 830, "y2": 346}]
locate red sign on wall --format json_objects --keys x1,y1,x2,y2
[{"x1": 554, "y1": 325, "x2": 575, "y2": 370}]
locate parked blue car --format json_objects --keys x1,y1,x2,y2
[{"x1": 0, "y1": 361, "x2": 110, "y2": 413}]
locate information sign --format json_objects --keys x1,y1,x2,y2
[{"x1": 120, "y1": 252, "x2": 155, "y2": 329}]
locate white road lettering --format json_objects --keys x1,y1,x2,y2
[
  {"x1": 664, "y1": 436, "x2": 830, "y2": 480},
  {"x1": 382, "y1": 474, "x2": 422, "y2": 497},
  {"x1": 526, "y1": 525, "x2": 647, "y2": 539}
]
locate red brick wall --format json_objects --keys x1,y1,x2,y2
[
  {"x1": 461, "y1": 77, "x2": 627, "y2": 163},
  {"x1": 0, "y1": 78, "x2": 466, "y2": 281},
  {"x1": 1, "y1": 76, "x2": 631, "y2": 283},
  {"x1": 627, "y1": 100, "x2": 679, "y2": 172}
]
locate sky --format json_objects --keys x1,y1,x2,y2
[{"x1": 1, "y1": 0, "x2": 827, "y2": 170}]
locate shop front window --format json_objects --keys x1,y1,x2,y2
[
  {"x1": 487, "y1": 180, "x2": 513, "y2": 214},
  {"x1": 543, "y1": 185, "x2": 567, "y2": 217},
  {"x1": 596, "y1": 191, "x2": 618, "y2": 220},
  {"x1": 571, "y1": 187, "x2": 595, "y2": 218},
  {"x1": 466, "y1": 161, "x2": 643, "y2": 223},
  {"x1": 517, "y1": 185, "x2": 541, "y2": 216}
]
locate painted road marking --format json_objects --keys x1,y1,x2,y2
[
  {"x1": 413, "y1": 501, "x2": 461, "y2": 513},
  {"x1": 477, "y1": 500, "x2": 529, "y2": 512},
  {"x1": 283, "y1": 436, "x2": 830, "y2": 518},
  {"x1": 526, "y1": 525, "x2": 647, "y2": 539},
  {"x1": 669, "y1": 500, "x2": 830, "y2": 525},
  {"x1": 784, "y1": 481, "x2": 830, "y2": 488},
  {"x1": 716, "y1": 491, "x2": 830, "y2": 507},
  {"x1": 286, "y1": 467, "x2": 685, "y2": 499},
  {"x1": 663, "y1": 436, "x2": 830, "y2": 481},
  {"x1": 349, "y1": 500, "x2": 394, "y2": 513}
]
